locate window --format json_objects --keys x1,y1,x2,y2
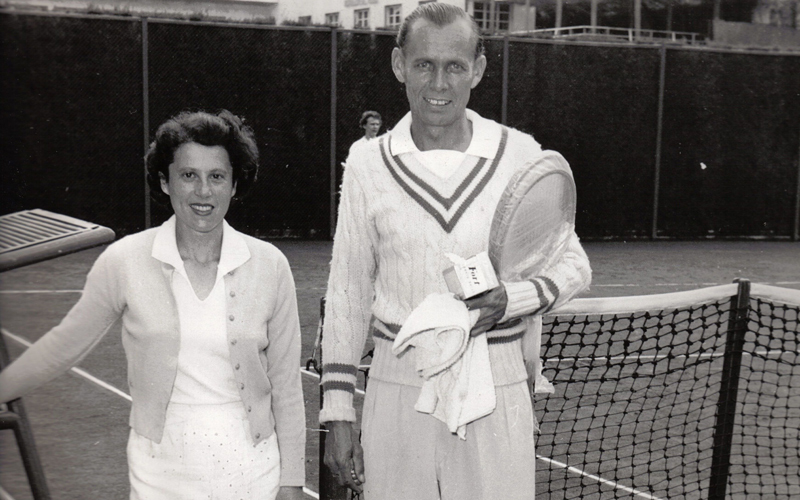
[
  {"x1": 298, "y1": 16, "x2": 312, "y2": 26},
  {"x1": 354, "y1": 8, "x2": 370, "y2": 29},
  {"x1": 325, "y1": 12, "x2": 340, "y2": 26},
  {"x1": 385, "y1": 5, "x2": 402, "y2": 29},
  {"x1": 473, "y1": 2, "x2": 511, "y2": 32}
]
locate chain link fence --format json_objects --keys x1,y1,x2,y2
[{"x1": 1, "y1": 11, "x2": 799, "y2": 240}]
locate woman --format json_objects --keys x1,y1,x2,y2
[{"x1": 0, "y1": 110, "x2": 306, "y2": 500}]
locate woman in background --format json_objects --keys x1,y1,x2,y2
[{"x1": 0, "y1": 110, "x2": 306, "y2": 500}]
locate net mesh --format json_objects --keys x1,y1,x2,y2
[
  {"x1": 727, "y1": 297, "x2": 800, "y2": 499},
  {"x1": 534, "y1": 286, "x2": 800, "y2": 499}
]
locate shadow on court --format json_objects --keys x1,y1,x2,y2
[{"x1": 0, "y1": 240, "x2": 798, "y2": 499}]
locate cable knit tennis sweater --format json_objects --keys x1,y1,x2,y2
[
  {"x1": 0, "y1": 218, "x2": 306, "y2": 486},
  {"x1": 319, "y1": 110, "x2": 592, "y2": 423}
]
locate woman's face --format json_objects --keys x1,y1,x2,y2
[{"x1": 160, "y1": 142, "x2": 236, "y2": 237}]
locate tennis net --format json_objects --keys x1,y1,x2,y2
[
  {"x1": 537, "y1": 281, "x2": 799, "y2": 500},
  {"x1": 314, "y1": 281, "x2": 799, "y2": 500}
]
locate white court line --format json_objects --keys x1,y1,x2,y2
[
  {"x1": 2, "y1": 280, "x2": 798, "y2": 295},
  {"x1": 545, "y1": 349, "x2": 796, "y2": 364},
  {"x1": 2, "y1": 329, "x2": 132, "y2": 402},
  {"x1": 1, "y1": 329, "x2": 320, "y2": 500},
  {"x1": 595, "y1": 281, "x2": 800, "y2": 288},
  {"x1": 536, "y1": 455, "x2": 666, "y2": 500},
  {"x1": 0, "y1": 485, "x2": 15, "y2": 500}
]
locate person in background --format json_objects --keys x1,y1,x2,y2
[
  {"x1": 0, "y1": 110, "x2": 306, "y2": 500},
  {"x1": 320, "y1": 4, "x2": 591, "y2": 500},
  {"x1": 349, "y1": 110, "x2": 383, "y2": 154}
]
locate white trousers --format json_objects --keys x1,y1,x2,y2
[{"x1": 362, "y1": 379, "x2": 537, "y2": 500}]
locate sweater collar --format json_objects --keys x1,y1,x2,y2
[
  {"x1": 389, "y1": 109, "x2": 502, "y2": 159},
  {"x1": 151, "y1": 215, "x2": 251, "y2": 282}
]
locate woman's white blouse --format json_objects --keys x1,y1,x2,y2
[
  {"x1": 156, "y1": 219, "x2": 245, "y2": 405},
  {"x1": 170, "y1": 268, "x2": 240, "y2": 404}
]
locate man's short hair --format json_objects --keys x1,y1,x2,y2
[
  {"x1": 360, "y1": 110, "x2": 382, "y2": 127},
  {"x1": 396, "y1": 3, "x2": 484, "y2": 59}
]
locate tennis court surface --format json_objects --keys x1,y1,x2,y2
[{"x1": 1, "y1": 240, "x2": 798, "y2": 499}]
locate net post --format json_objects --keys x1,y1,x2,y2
[
  {"x1": 793, "y1": 126, "x2": 800, "y2": 241},
  {"x1": 317, "y1": 297, "x2": 350, "y2": 500},
  {"x1": 651, "y1": 44, "x2": 666, "y2": 240},
  {"x1": 142, "y1": 17, "x2": 151, "y2": 230},
  {"x1": 329, "y1": 27, "x2": 338, "y2": 241},
  {"x1": 708, "y1": 278, "x2": 750, "y2": 500},
  {"x1": 501, "y1": 34, "x2": 509, "y2": 126}
]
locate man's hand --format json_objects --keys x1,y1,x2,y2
[
  {"x1": 323, "y1": 420, "x2": 365, "y2": 494},
  {"x1": 276, "y1": 486, "x2": 305, "y2": 500},
  {"x1": 464, "y1": 284, "x2": 508, "y2": 336}
]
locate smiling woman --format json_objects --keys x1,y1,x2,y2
[{"x1": 0, "y1": 110, "x2": 307, "y2": 500}]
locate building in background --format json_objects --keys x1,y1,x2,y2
[
  {"x1": 4, "y1": 0, "x2": 795, "y2": 45},
  {"x1": 278, "y1": 0, "x2": 537, "y2": 33},
  {"x1": 1, "y1": 0, "x2": 537, "y2": 32}
]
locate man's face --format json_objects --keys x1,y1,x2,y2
[
  {"x1": 364, "y1": 117, "x2": 382, "y2": 138},
  {"x1": 392, "y1": 17, "x2": 486, "y2": 131}
]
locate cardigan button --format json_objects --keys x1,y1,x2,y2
[
  {"x1": 235, "y1": 363, "x2": 240, "y2": 370},
  {"x1": 240, "y1": 383, "x2": 245, "y2": 390},
  {"x1": 255, "y1": 433, "x2": 260, "y2": 439},
  {"x1": 231, "y1": 339, "x2": 237, "y2": 345},
  {"x1": 228, "y1": 314, "x2": 235, "y2": 321},
  {"x1": 230, "y1": 291, "x2": 236, "y2": 297},
  {"x1": 247, "y1": 406, "x2": 252, "y2": 412}
]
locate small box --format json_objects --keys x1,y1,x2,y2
[{"x1": 443, "y1": 251, "x2": 499, "y2": 300}]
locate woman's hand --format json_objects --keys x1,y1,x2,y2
[
  {"x1": 464, "y1": 284, "x2": 508, "y2": 336},
  {"x1": 323, "y1": 420, "x2": 365, "y2": 494},
  {"x1": 276, "y1": 486, "x2": 304, "y2": 500}
]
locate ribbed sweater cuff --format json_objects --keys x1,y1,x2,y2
[
  {"x1": 501, "y1": 280, "x2": 542, "y2": 323},
  {"x1": 319, "y1": 390, "x2": 357, "y2": 423}
]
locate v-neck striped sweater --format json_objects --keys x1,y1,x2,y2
[{"x1": 320, "y1": 112, "x2": 592, "y2": 423}]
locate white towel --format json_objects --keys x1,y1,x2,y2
[{"x1": 392, "y1": 293, "x2": 496, "y2": 439}]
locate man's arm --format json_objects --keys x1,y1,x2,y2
[
  {"x1": 319, "y1": 157, "x2": 376, "y2": 423},
  {"x1": 465, "y1": 232, "x2": 591, "y2": 334},
  {"x1": 319, "y1": 155, "x2": 377, "y2": 494},
  {"x1": 498, "y1": 232, "x2": 591, "y2": 322}
]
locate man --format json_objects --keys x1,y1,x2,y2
[{"x1": 320, "y1": 4, "x2": 591, "y2": 499}]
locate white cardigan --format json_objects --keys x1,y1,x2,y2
[{"x1": 0, "y1": 217, "x2": 307, "y2": 486}]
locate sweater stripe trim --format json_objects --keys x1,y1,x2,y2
[
  {"x1": 390, "y1": 149, "x2": 487, "y2": 210},
  {"x1": 540, "y1": 276, "x2": 560, "y2": 313},
  {"x1": 369, "y1": 315, "x2": 523, "y2": 342},
  {"x1": 378, "y1": 128, "x2": 509, "y2": 233},
  {"x1": 379, "y1": 141, "x2": 451, "y2": 231},
  {"x1": 322, "y1": 380, "x2": 356, "y2": 394},
  {"x1": 444, "y1": 128, "x2": 508, "y2": 231},
  {"x1": 530, "y1": 278, "x2": 551, "y2": 316},
  {"x1": 322, "y1": 363, "x2": 359, "y2": 377},
  {"x1": 487, "y1": 331, "x2": 526, "y2": 345}
]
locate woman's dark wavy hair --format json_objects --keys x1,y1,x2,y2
[{"x1": 145, "y1": 109, "x2": 259, "y2": 206}]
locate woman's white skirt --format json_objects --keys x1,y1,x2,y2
[{"x1": 127, "y1": 401, "x2": 280, "y2": 500}]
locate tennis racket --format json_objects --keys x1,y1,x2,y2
[{"x1": 488, "y1": 151, "x2": 576, "y2": 282}]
